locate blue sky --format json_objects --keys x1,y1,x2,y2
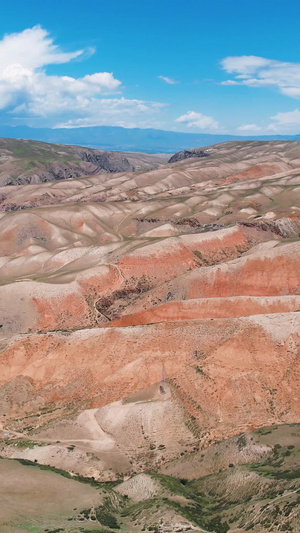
[{"x1": 1, "y1": 0, "x2": 300, "y2": 133}]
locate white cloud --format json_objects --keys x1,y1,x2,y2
[
  {"x1": 221, "y1": 56, "x2": 271, "y2": 76},
  {"x1": 236, "y1": 109, "x2": 300, "y2": 135},
  {"x1": 158, "y1": 76, "x2": 179, "y2": 85},
  {"x1": 55, "y1": 98, "x2": 166, "y2": 128},
  {"x1": 0, "y1": 26, "x2": 84, "y2": 71},
  {"x1": 280, "y1": 87, "x2": 300, "y2": 98},
  {"x1": 238, "y1": 123, "x2": 262, "y2": 132},
  {"x1": 271, "y1": 109, "x2": 300, "y2": 125},
  {"x1": 220, "y1": 55, "x2": 300, "y2": 99},
  {"x1": 0, "y1": 26, "x2": 166, "y2": 128},
  {"x1": 175, "y1": 110, "x2": 220, "y2": 130}
]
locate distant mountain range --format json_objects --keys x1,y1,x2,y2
[{"x1": 1, "y1": 124, "x2": 300, "y2": 153}]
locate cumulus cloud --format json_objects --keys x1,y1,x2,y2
[
  {"x1": 271, "y1": 109, "x2": 300, "y2": 125},
  {"x1": 0, "y1": 26, "x2": 85, "y2": 71},
  {"x1": 221, "y1": 56, "x2": 271, "y2": 76},
  {"x1": 220, "y1": 55, "x2": 300, "y2": 99},
  {"x1": 175, "y1": 111, "x2": 220, "y2": 130},
  {"x1": 0, "y1": 26, "x2": 165, "y2": 128},
  {"x1": 158, "y1": 76, "x2": 179, "y2": 85}
]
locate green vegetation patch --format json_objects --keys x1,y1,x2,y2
[
  {"x1": 9, "y1": 439, "x2": 48, "y2": 449},
  {"x1": 95, "y1": 506, "x2": 120, "y2": 529},
  {"x1": 149, "y1": 474, "x2": 230, "y2": 532},
  {"x1": 13, "y1": 458, "x2": 118, "y2": 489}
]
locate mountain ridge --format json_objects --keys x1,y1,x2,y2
[
  {"x1": 1, "y1": 124, "x2": 300, "y2": 153},
  {"x1": 0, "y1": 137, "x2": 168, "y2": 187}
]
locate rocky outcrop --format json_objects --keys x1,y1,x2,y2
[
  {"x1": 168, "y1": 148, "x2": 209, "y2": 163},
  {"x1": 78, "y1": 150, "x2": 134, "y2": 172}
]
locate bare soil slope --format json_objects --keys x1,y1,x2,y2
[{"x1": 0, "y1": 141, "x2": 299, "y2": 533}]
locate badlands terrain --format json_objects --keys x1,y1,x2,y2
[{"x1": 0, "y1": 139, "x2": 300, "y2": 532}]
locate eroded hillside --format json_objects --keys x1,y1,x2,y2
[
  {"x1": 0, "y1": 138, "x2": 168, "y2": 186},
  {"x1": 0, "y1": 139, "x2": 300, "y2": 532}
]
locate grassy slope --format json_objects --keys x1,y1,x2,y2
[
  {"x1": 0, "y1": 139, "x2": 80, "y2": 187},
  {"x1": 1, "y1": 424, "x2": 299, "y2": 533},
  {"x1": 0, "y1": 138, "x2": 78, "y2": 159}
]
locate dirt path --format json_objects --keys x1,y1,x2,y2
[{"x1": 2, "y1": 408, "x2": 116, "y2": 452}]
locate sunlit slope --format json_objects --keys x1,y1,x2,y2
[
  {"x1": 0, "y1": 140, "x2": 299, "y2": 502},
  {"x1": 0, "y1": 137, "x2": 167, "y2": 186}
]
